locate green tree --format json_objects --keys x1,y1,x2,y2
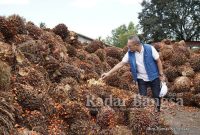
[
  {"x1": 138, "y1": 0, "x2": 200, "y2": 42},
  {"x1": 105, "y1": 22, "x2": 137, "y2": 48},
  {"x1": 39, "y1": 22, "x2": 46, "y2": 29}
]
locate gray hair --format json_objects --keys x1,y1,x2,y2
[{"x1": 128, "y1": 35, "x2": 141, "y2": 44}]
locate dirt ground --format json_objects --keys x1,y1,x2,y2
[{"x1": 161, "y1": 105, "x2": 200, "y2": 135}]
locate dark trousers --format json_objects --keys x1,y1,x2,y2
[{"x1": 137, "y1": 78, "x2": 161, "y2": 111}]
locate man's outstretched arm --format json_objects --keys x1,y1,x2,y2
[{"x1": 101, "y1": 61, "x2": 126, "y2": 79}]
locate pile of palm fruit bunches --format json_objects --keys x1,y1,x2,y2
[{"x1": 0, "y1": 14, "x2": 199, "y2": 135}]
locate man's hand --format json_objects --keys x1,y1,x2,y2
[
  {"x1": 159, "y1": 74, "x2": 166, "y2": 82},
  {"x1": 101, "y1": 72, "x2": 110, "y2": 80}
]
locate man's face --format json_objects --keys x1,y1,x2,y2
[{"x1": 127, "y1": 40, "x2": 140, "y2": 52}]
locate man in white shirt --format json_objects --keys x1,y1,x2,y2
[{"x1": 101, "y1": 35, "x2": 165, "y2": 112}]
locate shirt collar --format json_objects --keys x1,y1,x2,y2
[{"x1": 136, "y1": 45, "x2": 144, "y2": 53}]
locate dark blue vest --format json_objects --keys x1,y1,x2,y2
[{"x1": 128, "y1": 44, "x2": 159, "y2": 81}]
